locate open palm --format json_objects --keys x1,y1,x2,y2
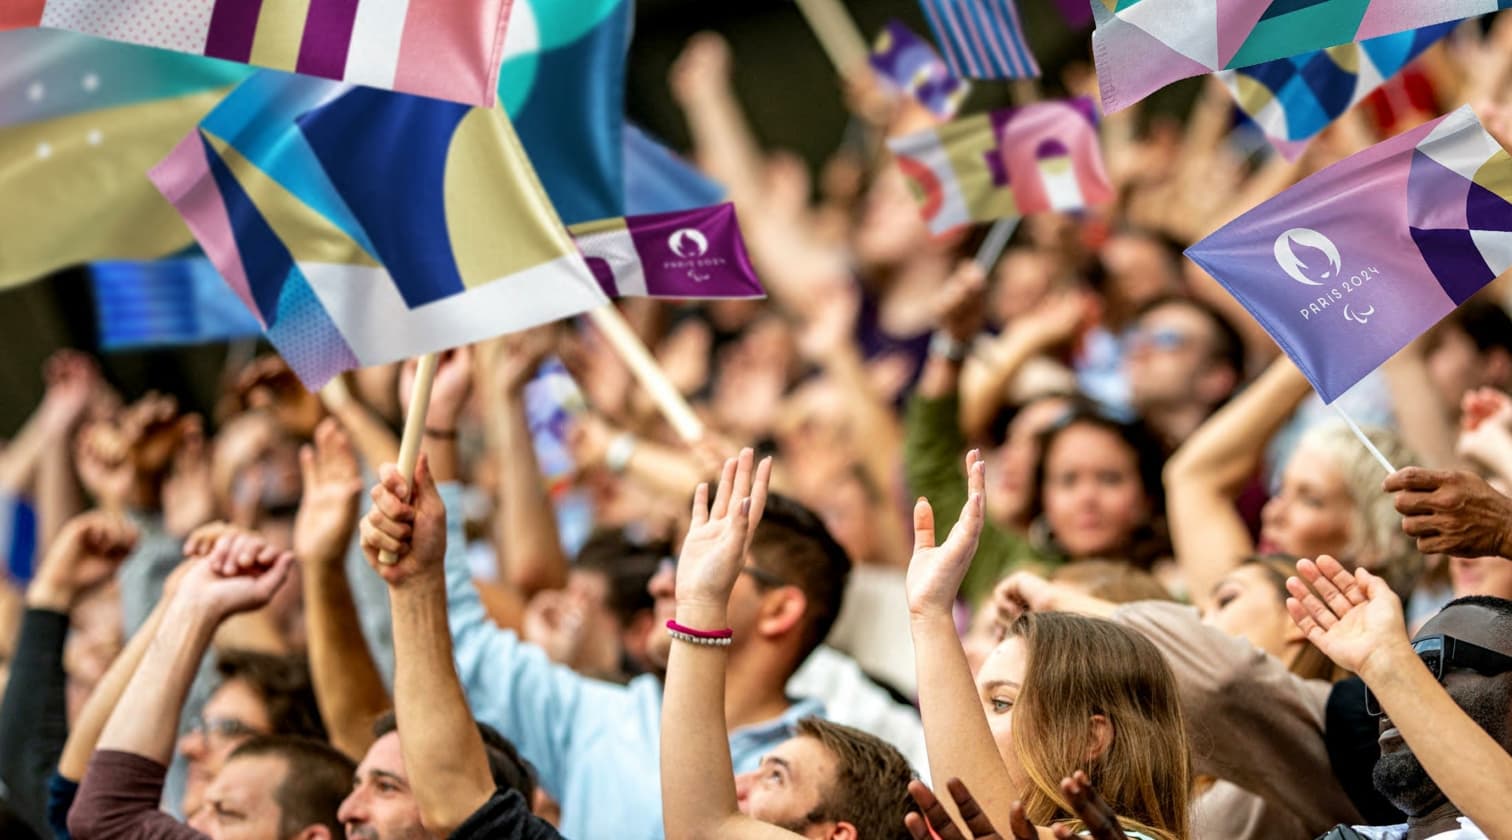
[
  {"x1": 674, "y1": 448, "x2": 772, "y2": 609},
  {"x1": 294, "y1": 418, "x2": 363, "y2": 563},
  {"x1": 906, "y1": 450, "x2": 986, "y2": 618},
  {"x1": 1286, "y1": 555, "x2": 1408, "y2": 675}
]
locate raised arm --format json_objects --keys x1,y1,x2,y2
[
  {"x1": 295, "y1": 418, "x2": 390, "y2": 759},
  {"x1": 661, "y1": 448, "x2": 792, "y2": 840},
  {"x1": 1289, "y1": 556, "x2": 1512, "y2": 834},
  {"x1": 1165, "y1": 355, "x2": 1312, "y2": 610},
  {"x1": 958, "y1": 287, "x2": 1089, "y2": 442},
  {"x1": 319, "y1": 374, "x2": 399, "y2": 469}
]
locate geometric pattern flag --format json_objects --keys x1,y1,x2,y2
[
  {"x1": 501, "y1": 0, "x2": 628, "y2": 225},
  {"x1": 5, "y1": 0, "x2": 512, "y2": 107},
  {"x1": 623, "y1": 123, "x2": 726, "y2": 217},
  {"x1": 871, "y1": 20, "x2": 972, "y2": 118},
  {"x1": 919, "y1": 0, "x2": 1040, "y2": 79},
  {"x1": 887, "y1": 97, "x2": 1112, "y2": 233},
  {"x1": 1092, "y1": 0, "x2": 1502, "y2": 114},
  {"x1": 571, "y1": 203, "x2": 766, "y2": 300},
  {"x1": 91, "y1": 256, "x2": 263, "y2": 350},
  {"x1": 0, "y1": 29, "x2": 252, "y2": 287},
  {"x1": 148, "y1": 72, "x2": 607, "y2": 389},
  {"x1": 1220, "y1": 21, "x2": 1457, "y2": 160},
  {"x1": 1186, "y1": 105, "x2": 1512, "y2": 403}
]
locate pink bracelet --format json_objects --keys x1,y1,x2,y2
[{"x1": 666, "y1": 620, "x2": 733, "y2": 639}]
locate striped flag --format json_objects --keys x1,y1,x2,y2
[
  {"x1": 149, "y1": 73, "x2": 607, "y2": 389},
  {"x1": 91, "y1": 257, "x2": 263, "y2": 350},
  {"x1": 6, "y1": 0, "x2": 512, "y2": 107},
  {"x1": 918, "y1": 0, "x2": 1040, "y2": 80}
]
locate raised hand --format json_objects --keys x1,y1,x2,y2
[
  {"x1": 1383, "y1": 467, "x2": 1512, "y2": 558},
  {"x1": 175, "y1": 528, "x2": 295, "y2": 620},
  {"x1": 904, "y1": 778, "x2": 1004, "y2": 840},
  {"x1": 1457, "y1": 387, "x2": 1512, "y2": 474},
  {"x1": 669, "y1": 31, "x2": 733, "y2": 108},
  {"x1": 27, "y1": 511, "x2": 139, "y2": 610},
  {"x1": 38, "y1": 350, "x2": 100, "y2": 437},
  {"x1": 1055, "y1": 771, "x2": 1131, "y2": 840},
  {"x1": 906, "y1": 450, "x2": 986, "y2": 618},
  {"x1": 293, "y1": 418, "x2": 364, "y2": 564},
  {"x1": 360, "y1": 454, "x2": 447, "y2": 587},
  {"x1": 161, "y1": 415, "x2": 216, "y2": 538},
  {"x1": 487, "y1": 327, "x2": 559, "y2": 396},
  {"x1": 236, "y1": 356, "x2": 324, "y2": 439},
  {"x1": 992, "y1": 571, "x2": 1061, "y2": 625},
  {"x1": 1286, "y1": 555, "x2": 1408, "y2": 677},
  {"x1": 933, "y1": 261, "x2": 988, "y2": 344},
  {"x1": 674, "y1": 448, "x2": 773, "y2": 611},
  {"x1": 74, "y1": 420, "x2": 136, "y2": 510},
  {"x1": 401, "y1": 347, "x2": 473, "y2": 431}
]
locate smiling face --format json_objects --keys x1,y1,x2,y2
[
  {"x1": 975, "y1": 637, "x2": 1032, "y2": 795},
  {"x1": 336, "y1": 733, "x2": 429, "y2": 840},
  {"x1": 1258, "y1": 446, "x2": 1356, "y2": 560},
  {"x1": 1041, "y1": 423, "x2": 1149, "y2": 559}
]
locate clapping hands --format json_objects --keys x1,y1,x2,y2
[{"x1": 904, "y1": 774, "x2": 1130, "y2": 840}]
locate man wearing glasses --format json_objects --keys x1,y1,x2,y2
[{"x1": 1124, "y1": 296, "x2": 1245, "y2": 446}]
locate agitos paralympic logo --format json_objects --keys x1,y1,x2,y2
[{"x1": 1273, "y1": 228, "x2": 1381, "y2": 324}]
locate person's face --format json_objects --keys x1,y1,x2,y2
[
  {"x1": 1259, "y1": 449, "x2": 1356, "y2": 560},
  {"x1": 1374, "y1": 605, "x2": 1512, "y2": 816},
  {"x1": 187, "y1": 754, "x2": 290, "y2": 840},
  {"x1": 990, "y1": 398, "x2": 1072, "y2": 527},
  {"x1": 180, "y1": 679, "x2": 273, "y2": 819},
  {"x1": 1202, "y1": 565, "x2": 1299, "y2": 661},
  {"x1": 990, "y1": 252, "x2": 1055, "y2": 325},
  {"x1": 564, "y1": 569, "x2": 622, "y2": 674},
  {"x1": 976, "y1": 637, "x2": 1031, "y2": 794},
  {"x1": 1126, "y1": 304, "x2": 1220, "y2": 412},
  {"x1": 1425, "y1": 327, "x2": 1482, "y2": 413},
  {"x1": 734, "y1": 736, "x2": 842, "y2": 837},
  {"x1": 337, "y1": 733, "x2": 429, "y2": 840},
  {"x1": 815, "y1": 475, "x2": 877, "y2": 567},
  {"x1": 1101, "y1": 234, "x2": 1179, "y2": 308},
  {"x1": 1042, "y1": 424, "x2": 1149, "y2": 558},
  {"x1": 1451, "y1": 556, "x2": 1512, "y2": 600}
]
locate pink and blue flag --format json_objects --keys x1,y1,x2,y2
[
  {"x1": 5, "y1": 0, "x2": 512, "y2": 107},
  {"x1": 1093, "y1": 0, "x2": 1507, "y2": 114},
  {"x1": 870, "y1": 20, "x2": 971, "y2": 118},
  {"x1": 1186, "y1": 106, "x2": 1512, "y2": 403},
  {"x1": 919, "y1": 0, "x2": 1039, "y2": 80}
]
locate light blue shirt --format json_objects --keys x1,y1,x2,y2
[{"x1": 439, "y1": 483, "x2": 825, "y2": 840}]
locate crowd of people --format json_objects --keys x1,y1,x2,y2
[{"x1": 2, "y1": 18, "x2": 1512, "y2": 840}]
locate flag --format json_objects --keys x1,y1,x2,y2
[
  {"x1": 1221, "y1": 22, "x2": 1456, "y2": 159},
  {"x1": 572, "y1": 204, "x2": 765, "y2": 300},
  {"x1": 7, "y1": 0, "x2": 511, "y2": 107},
  {"x1": 502, "y1": 0, "x2": 629, "y2": 225},
  {"x1": 92, "y1": 257, "x2": 263, "y2": 350},
  {"x1": 870, "y1": 20, "x2": 971, "y2": 118},
  {"x1": 1052, "y1": 0, "x2": 1093, "y2": 29},
  {"x1": 1185, "y1": 106, "x2": 1512, "y2": 403},
  {"x1": 0, "y1": 29, "x2": 252, "y2": 287},
  {"x1": 149, "y1": 72, "x2": 607, "y2": 389},
  {"x1": 887, "y1": 97, "x2": 1112, "y2": 233},
  {"x1": 919, "y1": 0, "x2": 1039, "y2": 79},
  {"x1": 1092, "y1": 0, "x2": 1498, "y2": 114},
  {"x1": 0, "y1": 492, "x2": 38, "y2": 582},
  {"x1": 623, "y1": 123, "x2": 726, "y2": 216},
  {"x1": 523, "y1": 357, "x2": 586, "y2": 497}
]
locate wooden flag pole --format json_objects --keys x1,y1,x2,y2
[
  {"x1": 974, "y1": 217, "x2": 1021, "y2": 274},
  {"x1": 379, "y1": 351, "x2": 439, "y2": 566},
  {"x1": 793, "y1": 0, "x2": 869, "y2": 80},
  {"x1": 587, "y1": 304, "x2": 705, "y2": 443}
]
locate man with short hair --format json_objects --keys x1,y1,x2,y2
[
  {"x1": 188, "y1": 736, "x2": 354, "y2": 840},
  {"x1": 1422, "y1": 298, "x2": 1512, "y2": 417},
  {"x1": 1125, "y1": 295, "x2": 1245, "y2": 445}
]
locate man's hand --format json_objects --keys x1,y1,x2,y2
[
  {"x1": 933, "y1": 261, "x2": 988, "y2": 344},
  {"x1": 401, "y1": 348, "x2": 473, "y2": 432},
  {"x1": 74, "y1": 421, "x2": 136, "y2": 510},
  {"x1": 674, "y1": 448, "x2": 773, "y2": 614},
  {"x1": 1384, "y1": 467, "x2": 1512, "y2": 557},
  {"x1": 1286, "y1": 555, "x2": 1410, "y2": 679},
  {"x1": 173, "y1": 529, "x2": 295, "y2": 621},
  {"x1": 487, "y1": 327, "x2": 558, "y2": 397},
  {"x1": 906, "y1": 450, "x2": 986, "y2": 619},
  {"x1": 236, "y1": 356, "x2": 325, "y2": 439},
  {"x1": 293, "y1": 418, "x2": 364, "y2": 565},
  {"x1": 162, "y1": 415, "x2": 216, "y2": 538},
  {"x1": 27, "y1": 511, "x2": 139, "y2": 611},
  {"x1": 360, "y1": 454, "x2": 447, "y2": 587}
]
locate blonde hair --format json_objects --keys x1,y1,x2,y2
[
  {"x1": 1293, "y1": 423, "x2": 1421, "y2": 596},
  {"x1": 1006, "y1": 612, "x2": 1191, "y2": 840}
]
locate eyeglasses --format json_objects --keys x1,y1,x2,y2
[
  {"x1": 1126, "y1": 327, "x2": 1194, "y2": 353},
  {"x1": 185, "y1": 716, "x2": 263, "y2": 742},
  {"x1": 657, "y1": 557, "x2": 789, "y2": 589},
  {"x1": 1366, "y1": 634, "x2": 1512, "y2": 716}
]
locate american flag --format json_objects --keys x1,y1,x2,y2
[{"x1": 919, "y1": 0, "x2": 1040, "y2": 79}]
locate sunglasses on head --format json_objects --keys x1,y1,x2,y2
[{"x1": 1366, "y1": 633, "x2": 1512, "y2": 716}]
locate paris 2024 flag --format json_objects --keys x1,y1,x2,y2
[{"x1": 1186, "y1": 105, "x2": 1512, "y2": 403}]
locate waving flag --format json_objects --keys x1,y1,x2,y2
[
  {"x1": 871, "y1": 20, "x2": 971, "y2": 118},
  {"x1": 919, "y1": 0, "x2": 1039, "y2": 79},
  {"x1": 1052, "y1": 0, "x2": 1093, "y2": 29},
  {"x1": 6, "y1": 0, "x2": 511, "y2": 107},
  {"x1": 1093, "y1": 0, "x2": 1497, "y2": 114},
  {"x1": 502, "y1": 0, "x2": 628, "y2": 225},
  {"x1": 573, "y1": 204, "x2": 764, "y2": 300},
  {"x1": 92, "y1": 257, "x2": 262, "y2": 350},
  {"x1": 149, "y1": 73, "x2": 606, "y2": 389},
  {"x1": 1222, "y1": 22, "x2": 1456, "y2": 159},
  {"x1": 1186, "y1": 106, "x2": 1512, "y2": 403},
  {"x1": 888, "y1": 97, "x2": 1112, "y2": 233},
  {"x1": 623, "y1": 123, "x2": 726, "y2": 216},
  {"x1": 0, "y1": 29, "x2": 251, "y2": 287}
]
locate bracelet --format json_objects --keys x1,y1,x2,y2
[
  {"x1": 929, "y1": 331, "x2": 970, "y2": 363},
  {"x1": 666, "y1": 619, "x2": 733, "y2": 647},
  {"x1": 424, "y1": 427, "x2": 458, "y2": 440},
  {"x1": 605, "y1": 432, "x2": 637, "y2": 473}
]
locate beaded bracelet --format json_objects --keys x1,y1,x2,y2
[{"x1": 666, "y1": 619, "x2": 733, "y2": 647}]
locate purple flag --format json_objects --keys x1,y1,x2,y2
[
  {"x1": 1052, "y1": 0, "x2": 1092, "y2": 29},
  {"x1": 573, "y1": 203, "x2": 766, "y2": 300},
  {"x1": 1186, "y1": 106, "x2": 1512, "y2": 403},
  {"x1": 870, "y1": 20, "x2": 971, "y2": 118}
]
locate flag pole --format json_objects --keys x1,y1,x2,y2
[
  {"x1": 793, "y1": 0, "x2": 869, "y2": 79},
  {"x1": 974, "y1": 217, "x2": 1020, "y2": 274},
  {"x1": 1331, "y1": 402, "x2": 1398, "y2": 475},
  {"x1": 379, "y1": 351, "x2": 439, "y2": 566},
  {"x1": 586, "y1": 304, "x2": 705, "y2": 443}
]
